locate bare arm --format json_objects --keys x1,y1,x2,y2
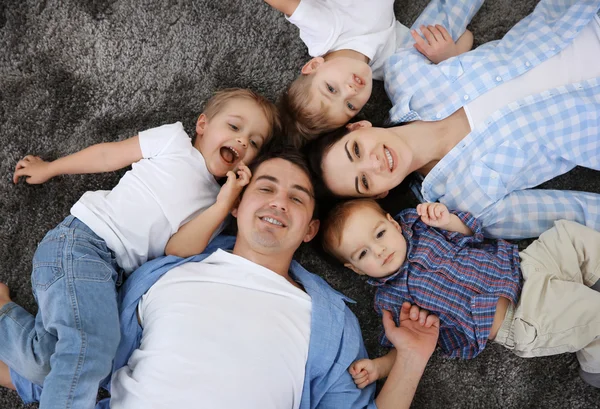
[
  {"x1": 375, "y1": 305, "x2": 439, "y2": 409},
  {"x1": 13, "y1": 136, "x2": 143, "y2": 184},
  {"x1": 165, "y1": 165, "x2": 251, "y2": 257},
  {"x1": 263, "y1": 0, "x2": 300, "y2": 16}
]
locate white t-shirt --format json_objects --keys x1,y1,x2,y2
[
  {"x1": 287, "y1": 0, "x2": 410, "y2": 80},
  {"x1": 464, "y1": 15, "x2": 600, "y2": 130},
  {"x1": 110, "y1": 250, "x2": 312, "y2": 409},
  {"x1": 71, "y1": 122, "x2": 222, "y2": 273}
]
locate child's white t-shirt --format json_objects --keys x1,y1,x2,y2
[
  {"x1": 110, "y1": 249, "x2": 312, "y2": 409},
  {"x1": 287, "y1": 0, "x2": 410, "y2": 80},
  {"x1": 70, "y1": 122, "x2": 222, "y2": 274}
]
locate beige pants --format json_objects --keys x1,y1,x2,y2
[{"x1": 494, "y1": 220, "x2": 600, "y2": 373}]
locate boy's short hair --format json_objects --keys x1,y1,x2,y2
[
  {"x1": 279, "y1": 75, "x2": 336, "y2": 147},
  {"x1": 322, "y1": 198, "x2": 386, "y2": 261},
  {"x1": 204, "y1": 88, "x2": 281, "y2": 140}
]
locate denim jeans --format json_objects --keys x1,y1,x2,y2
[{"x1": 0, "y1": 216, "x2": 121, "y2": 409}]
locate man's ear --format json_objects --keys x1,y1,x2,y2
[
  {"x1": 196, "y1": 113, "x2": 208, "y2": 139},
  {"x1": 301, "y1": 57, "x2": 325, "y2": 75},
  {"x1": 344, "y1": 262, "x2": 365, "y2": 275},
  {"x1": 346, "y1": 120, "x2": 372, "y2": 132},
  {"x1": 374, "y1": 190, "x2": 389, "y2": 199},
  {"x1": 303, "y1": 219, "x2": 320, "y2": 243},
  {"x1": 386, "y1": 213, "x2": 401, "y2": 231},
  {"x1": 231, "y1": 205, "x2": 239, "y2": 219}
]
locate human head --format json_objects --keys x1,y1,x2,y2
[
  {"x1": 196, "y1": 88, "x2": 281, "y2": 178},
  {"x1": 232, "y1": 147, "x2": 320, "y2": 261},
  {"x1": 322, "y1": 199, "x2": 406, "y2": 278},
  {"x1": 280, "y1": 56, "x2": 373, "y2": 147},
  {"x1": 307, "y1": 121, "x2": 412, "y2": 197}
]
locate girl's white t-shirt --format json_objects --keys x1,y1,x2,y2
[
  {"x1": 71, "y1": 122, "x2": 222, "y2": 273},
  {"x1": 110, "y1": 249, "x2": 312, "y2": 409}
]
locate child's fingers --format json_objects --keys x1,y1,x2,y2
[
  {"x1": 409, "y1": 304, "x2": 421, "y2": 321},
  {"x1": 427, "y1": 204, "x2": 437, "y2": 220},
  {"x1": 353, "y1": 372, "x2": 369, "y2": 386},
  {"x1": 356, "y1": 377, "x2": 373, "y2": 389},
  {"x1": 421, "y1": 25, "x2": 437, "y2": 44},
  {"x1": 399, "y1": 302, "x2": 412, "y2": 321},
  {"x1": 418, "y1": 308, "x2": 429, "y2": 325},
  {"x1": 434, "y1": 204, "x2": 443, "y2": 219},
  {"x1": 435, "y1": 25, "x2": 450, "y2": 41},
  {"x1": 425, "y1": 313, "x2": 440, "y2": 328}
]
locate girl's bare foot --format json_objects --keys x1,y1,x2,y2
[
  {"x1": 0, "y1": 360, "x2": 15, "y2": 390},
  {"x1": 0, "y1": 283, "x2": 12, "y2": 309}
]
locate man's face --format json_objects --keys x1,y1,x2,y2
[
  {"x1": 303, "y1": 57, "x2": 373, "y2": 129},
  {"x1": 196, "y1": 98, "x2": 271, "y2": 178},
  {"x1": 233, "y1": 158, "x2": 320, "y2": 256},
  {"x1": 337, "y1": 206, "x2": 407, "y2": 278}
]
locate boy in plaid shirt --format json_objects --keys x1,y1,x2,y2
[{"x1": 322, "y1": 199, "x2": 600, "y2": 389}]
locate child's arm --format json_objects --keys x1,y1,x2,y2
[
  {"x1": 263, "y1": 0, "x2": 300, "y2": 16},
  {"x1": 349, "y1": 349, "x2": 398, "y2": 389},
  {"x1": 411, "y1": 25, "x2": 473, "y2": 64},
  {"x1": 12, "y1": 136, "x2": 143, "y2": 184},
  {"x1": 164, "y1": 165, "x2": 251, "y2": 258},
  {"x1": 416, "y1": 202, "x2": 473, "y2": 236}
]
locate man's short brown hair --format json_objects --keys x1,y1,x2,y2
[
  {"x1": 279, "y1": 75, "x2": 337, "y2": 148},
  {"x1": 203, "y1": 88, "x2": 281, "y2": 140},
  {"x1": 322, "y1": 199, "x2": 386, "y2": 261}
]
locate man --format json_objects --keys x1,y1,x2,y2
[{"x1": 3, "y1": 148, "x2": 439, "y2": 408}]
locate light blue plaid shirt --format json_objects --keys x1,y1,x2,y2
[{"x1": 384, "y1": 0, "x2": 600, "y2": 239}]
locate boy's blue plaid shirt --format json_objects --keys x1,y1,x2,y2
[
  {"x1": 384, "y1": 0, "x2": 600, "y2": 239},
  {"x1": 370, "y1": 209, "x2": 522, "y2": 359}
]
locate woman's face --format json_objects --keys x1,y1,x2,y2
[{"x1": 321, "y1": 124, "x2": 412, "y2": 197}]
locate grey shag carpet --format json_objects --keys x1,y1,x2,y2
[{"x1": 1, "y1": 0, "x2": 600, "y2": 408}]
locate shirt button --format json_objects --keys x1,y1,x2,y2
[
  {"x1": 495, "y1": 76, "x2": 502, "y2": 82},
  {"x1": 525, "y1": 61, "x2": 531, "y2": 67},
  {"x1": 491, "y1": 174, "x2": 498, "y2": 179},
  {"x1": 463, "y1": 95, "x2": 469, "y2": 101},
  {"x1": 436, "y1": 113, "x2": 442, "y2": 119},
  {"x1": 550, "y1": 47, "x2": 556, "y2": 51}
]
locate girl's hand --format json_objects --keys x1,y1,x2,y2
[{"x1": 13, "y1": 155, "x2": 53, "y2": 184}]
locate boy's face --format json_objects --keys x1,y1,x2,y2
[
  {"x1": 337, "y1": 206, "x2": 407, "y2": 278},
  {"x1": 196, "y1": 98, "x2": 271, "y2": 178},
  {"x1": 302, "y1": 57, "x2": 373, "y2": 128}
]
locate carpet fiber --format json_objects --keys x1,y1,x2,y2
[{"x1": 1, "y1": 0, "x2": 600, "y2": 408}]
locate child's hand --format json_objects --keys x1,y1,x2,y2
[
  {"x1": 417, "y1": 202, "x2": 451, "y2": 228},
  {"x1": 216, "y1": 163, "x2": 252, "y2": 209},
  {"x1": 411, "y1": 25, "x2": 460, "y2": 64},
  {"x1": 349, "y1": 359, "x2": 380, "y2": 389},
  {"x1": 13, "y1": 155, "x2": 53, "y2": 184}
]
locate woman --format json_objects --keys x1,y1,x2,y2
[{"x1": 308, "y1": 0, "x2": 600, "y2": 239}]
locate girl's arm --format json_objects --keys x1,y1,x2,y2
[{"x1": 13, "y1": 136, "x2": 142, "y2": 184}]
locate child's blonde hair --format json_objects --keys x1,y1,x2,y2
[
  {"x1": 322, "y1": 199, "x2": 386, "y2": 262},
  {"x1": 204, "y1": 88, "x2": 281, "y2": 140},
  {"x1": 279, "y1": 75, "x2": 337, "y2": 147}
]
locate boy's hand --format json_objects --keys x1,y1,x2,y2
[
  {"x1": 13, "y1": 155, "x2": 53, "y2": 184},
  {"x1": 349, "y1": 359, "x2": 380, "y2": 389},
  {"x1": 216, "y1": 163, "x2": 251, "y2": 209},
  {"x1": 382, "y1": 303, "x2": 439, "y2": 362},
  {"x1": 411, "y1": 25, "x2": 460, "y2": 64},
  {"x1": 417, "y1": 202, "x2": 450, "y2": 228}
]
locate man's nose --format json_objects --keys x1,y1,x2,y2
[{"x1": 269, "y1": 196, "x2": 288, "y2": 212}]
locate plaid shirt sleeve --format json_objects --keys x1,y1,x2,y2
[
  {"x1": 407, "y1": 0, "x2": 485, "y2": 42},
  {"x1": 436, "y1": 210, "x2": 485, "y2": 246},
  {"x1": 478, "y1": 189, "x2": 600, "y2": 239}
]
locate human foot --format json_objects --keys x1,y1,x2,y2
[{"x1": 0, "y1": 283, "x2": 12, "y2": 309}]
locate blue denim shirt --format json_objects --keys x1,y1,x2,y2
[{"x1": 96, "y1": 235, "x2": 377, "y2": 409}]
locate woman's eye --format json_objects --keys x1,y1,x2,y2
[
  {"x1": 229, "y1": 124, "x2": 239, "y2": 131},
  {"x1": 250, "y1": 139, "x2": 258, "y2": 148},
  {"x1": 347, "y1": 102, "x2": 356, "y2": 111},
  {"x1": 358, "y1": 250, "x2": 367, "y2": 260},
  {"x1": 326, "y1": 83, "x2": 336, "y2": 93},
  {"x1": 361, "y1": 175, "x2": 369, "y2": 190},
  {"x1": 353, "y1": 142, "x2": 360, "y2": 158},
  {"x1": 376, "y1": 230, "x2": 386, "y2": 239}
]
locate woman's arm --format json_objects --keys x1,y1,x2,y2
[{"x1": 478, "y1": 189, "x2": 600, "y2": 239}]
